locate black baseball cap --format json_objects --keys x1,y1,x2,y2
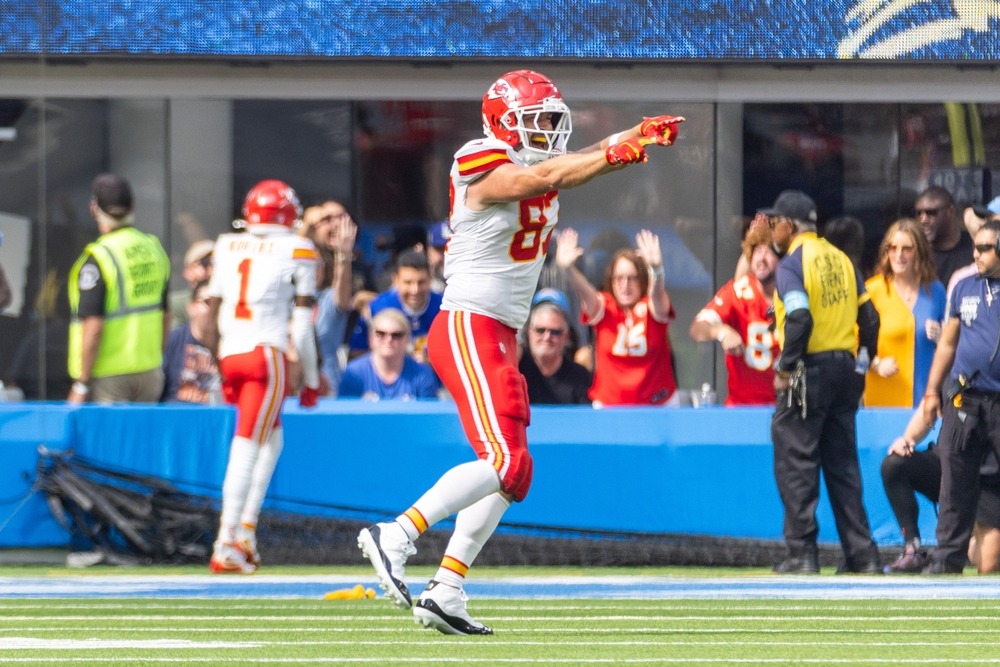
[
  {"x1": 758, "y1": 190, "x2": 818, "y2": 225},
  {"x1": 92, "y1": 173, "x2": 134, "y2": 217}
]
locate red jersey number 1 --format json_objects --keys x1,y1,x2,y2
[{"x1": 235, "y1": 258, "x2": 253, "y2": 320}]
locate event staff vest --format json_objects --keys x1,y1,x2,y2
[{"x1": 68, "y1": 226, "x2": 170, "y2": 379}]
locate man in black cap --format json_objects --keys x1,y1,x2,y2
[
  {"x1": 764, "y1": 189, "x2": 883, "y2": 575},
  {"x1": 67, "y1": 173, "x2": 171, "y2": 403}
]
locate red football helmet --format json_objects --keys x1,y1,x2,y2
[
  {"x1": 482, "y1": 70, "x2": 572, "y2": 164},
  {"x1": 242, "y1": 179, "x2": 302, "y2": 228}
]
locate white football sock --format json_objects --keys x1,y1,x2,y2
[
  {"x1": 396, "y1": 460, "x2": 501, "y2": 541},
  {"x1": 434, "y1": 492, "x2": 510, "y2": 589},
  {"x1": 218, "y1": 436, "x2": 258, "y2": 545},
  {"x1": 240, "y1": 428, "x2": 283, "y2": 529}
]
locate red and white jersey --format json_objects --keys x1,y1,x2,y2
[
  {"x1": 585, "y1": 293, "x2": 676, "y2": 406},
  {"x1": 442, "y1": 137, "x2": 559, "y2": 330},
  {"x1": 694, "y1": 274, "x2": 777, "y2": 405},
  {"x1": 208, "y1": 226, "x2": 318, "y2": 359}
]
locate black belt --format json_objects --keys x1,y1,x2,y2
[
  {"x1": 960, "y1": 389, "x2": 1000, "y2": 402},
  {"x1": 805, "y1": 350, "x2": 853, "y2": 362}
]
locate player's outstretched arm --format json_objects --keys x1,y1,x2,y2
[{"x1": 470, "y1": 115, "x2": 686, "y2": 207}]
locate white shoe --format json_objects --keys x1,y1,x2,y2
[
  {"x1": 236, "y1": 531, "x2": 261, "y2": 569},
  {"x1": 209, "y1": 542, "x2": 257, "y2": 574},
  {"x1": 413, "y1": 580, "x2": 493, "y2": 635},
  {"x1": 358, "y1": 523, "x2": 416, "y2": 609}
]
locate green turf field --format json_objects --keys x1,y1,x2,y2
[{"x1": 2, "y1": 566, "x2": 998, "y2": 666}]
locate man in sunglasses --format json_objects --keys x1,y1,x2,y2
[
  {"x1": 518, "y1": 288, "x2": 591, "y2": 405},
  {"x1": 914, "y1": 185, "x2": 974, "y2": 286},
  {"x1": 922, "y1": 219, "x2": 1000, "y2": 575},
  {"x1": 338, "y1": 308, "x2": 439, "y2": 400}
]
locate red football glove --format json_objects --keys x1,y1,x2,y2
[
  {"x1": 639, "y1": 115, "x2": 685, "y2": 146},
  {"x1": 299, "y1": 385, "x2": 320, "y2": 408},
  {"x1": 605, "y1": 137, "x2": 649, "y2": 166}
]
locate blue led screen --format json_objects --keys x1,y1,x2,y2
[{"x1": 2, "y1": 1, "x2": 1000, "y2": 61}]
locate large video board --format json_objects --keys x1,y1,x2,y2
[{"x1": 2, "y1": 1, "x2": 999, "y2": 61}]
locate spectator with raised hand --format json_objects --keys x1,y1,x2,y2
[
  {"x1": 864, "y1": 218, "x2": 946, "y2": 407},
  {"x1": 168, "y1": 239, "x2": 214, "y2": 329},
  {"x1": 312, "y1": 207, "x2": 358, "y2": 395},
  {"x1": 338, "y1": 308, "x2": 439, "y2": 401},
  {"x1": 557, "y1": 227, "x2": 678, "y2": 406},
  {"x1": 519, "y1": 289, "x2": 592, "y2": 405}
]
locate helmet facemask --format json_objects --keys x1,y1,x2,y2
[{"x1": 501, "y1": 102, "x2": 572, "y2": 165}]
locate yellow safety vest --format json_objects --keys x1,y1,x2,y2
[{"x1": 68, "y1": 226, "x2": 170, "y2": 379}]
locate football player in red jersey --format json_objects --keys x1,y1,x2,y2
[
  {"x1": 204, "y1": 179, "x2": 321, "y2": 574},
  {"x1": 690, "y1": 224, "x2": 780, "y2": 405},
  {"x1": 358, "y1": 69, "x2": 684, "y2": 635}
]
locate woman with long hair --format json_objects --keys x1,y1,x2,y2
[{"x1": 864, "y1": 217, "x2": 946, "y2": 407}]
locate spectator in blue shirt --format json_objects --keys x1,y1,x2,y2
[{"x1": 339, "y1": 308, "x2": 440, "y2": 401}]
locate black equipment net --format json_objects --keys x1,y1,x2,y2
[{"x1": 35, "y1": 448, "x2": 859, "y2": 568}]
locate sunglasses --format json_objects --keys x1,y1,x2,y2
[
  {"x1": 974, "y1": 243, "x2": 997, "y2": 254},
  {"x1": 373, "y1": 330, "x2": 406, "y2": 341},
  {"x1": 531, "y1": 327, "x2": 566, "y2": 337}
]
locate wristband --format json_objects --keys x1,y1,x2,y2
[
  {"x1": 608, "y1": 131, "x2": 624, "y2": 146},
  {"x1": 72, "y1": 381, "x2": 90, "y2": 395},
  {"x1": 649, "y1": 265, "x2": 664, "y2": 279},
  {"x1": 872, "y1": 356, "x2": 881, "y2": 369}
]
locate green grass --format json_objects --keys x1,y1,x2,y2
[{"x1": 1, "y1": 576, "x2": 997, "y2": 666}]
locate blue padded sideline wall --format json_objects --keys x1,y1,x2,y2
[{"x1": 0, "y1": 402, "x2": 932, "y2": 550}]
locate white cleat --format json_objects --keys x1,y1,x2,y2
[
  {"x1": 209, "y1": 542, "x2": 257, "y2": 575},
  {"x1": 413, "y1": 579, "x2": 493, "y2": 635},
  {"x1": 358, "y1": 523, "x2": 416, "y2": 609}
]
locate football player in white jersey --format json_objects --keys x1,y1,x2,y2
[
  {"x1": 205, "y1": 179, "x2": 320, "y2": 574},
  {"x1": 359, "y1": 69, "x2": 684, "y2": 634}
]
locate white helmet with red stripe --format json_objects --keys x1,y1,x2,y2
[
  {"x1": 242, "y1": 179, "x2": 302, "y2": 228},
  {"x1": 482, "y1": 70, "x2": 572, "y2": 165}
]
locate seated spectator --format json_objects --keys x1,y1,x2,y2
[
  {"x1": 338, "y1": 308, "x2": 439, "y2": 401},
  {"x1": 348, "y1": 249, "x2": 443, "y2": 363},
  {"x1": 168, "y1": 239, "x2": 214, "y2": 329},
  {"x1": 864, "y1": 218, "x2": 946, "y2": 407},
  {"x1": 162, "y1": 280, "x2": 221, "y2": 403},
  {"x1": 880, "y1": 397, "x2": 1000, "y2": 574},
  {"x1": 690, "y1": 224, "x2": 779, "y2": 406},
  {"x1": 556, "y1": 228, "x2": 678, "y2": 406},
  {"x1": 519, "y1": 289, "x2": 592, "y2": 405}
]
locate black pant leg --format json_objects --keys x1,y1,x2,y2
[
  {"x1": 934, "y1": 399, "x2": 986, "y2": 569},
  {"x1": 771, "y1": 387, "x2": 823, "y2": 558},
  {"x1": 818, "y1": 371, "x2": 878, "y2": 565},
  {"x1": 880, "y1": 447, "x2": 941, "y2": 543}
]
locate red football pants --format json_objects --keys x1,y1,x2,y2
[
  {"x1": 219, "y1": 345, "x2": 288, "y2": 444},
  {"x1": 427, "y1": 310, "x2": 534, "y2": 501}
]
